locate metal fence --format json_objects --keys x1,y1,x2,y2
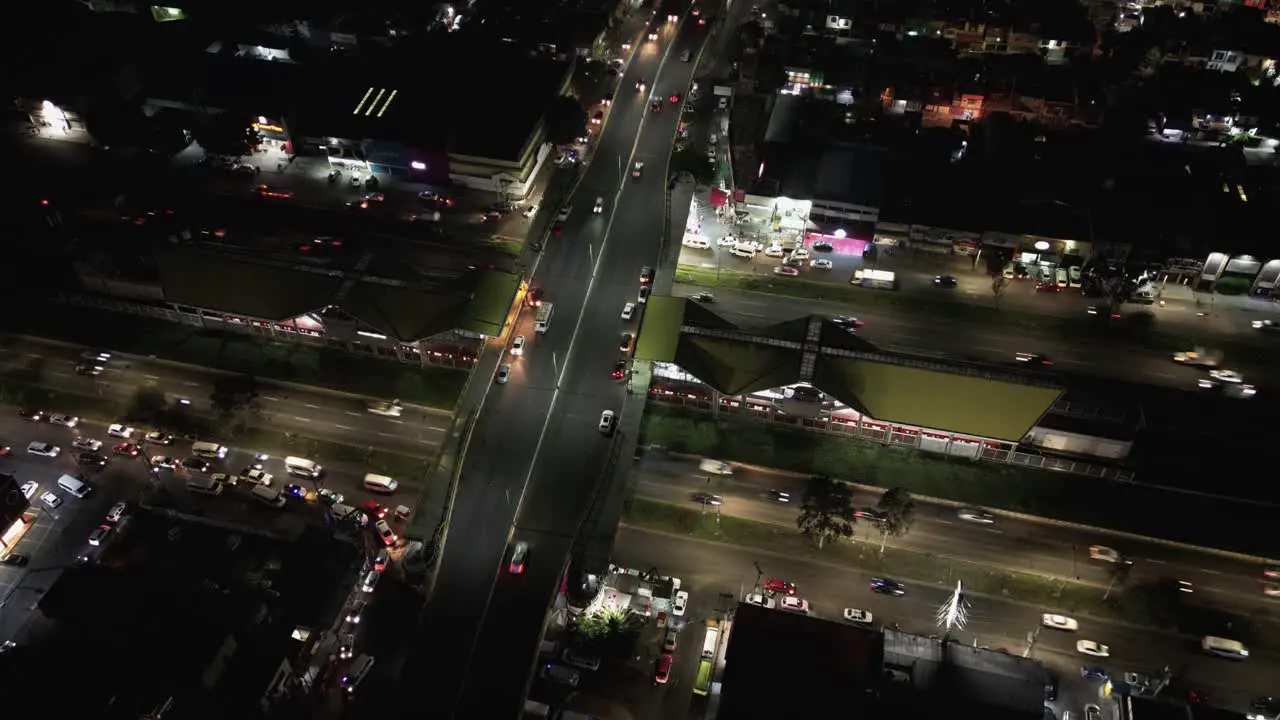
[{"x1": 649, "y1": 391, "x2": 1136, "y2": 482}]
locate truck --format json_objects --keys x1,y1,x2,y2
[
  {"x1": 535, "y1": 303, "x2": 554, "y2": 333},
  {"x1": 1171, "y1": 347, "x2": 1221, "y2": 367}
]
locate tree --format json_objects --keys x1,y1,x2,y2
[
  {"x1": 544, "y1": 95, "x2": 588, "y2": 146},
  {"x1": 875, "y1": 487, "x2": 916, "y2": 555},
  {"x1": 670, "y1": 147, "x2": 715, "y2": 184},
  {"x1": 1103, "y1": 559, "x2": 1133, "y2": 601},
  {"x1": 209, "y1": 374, "x2": 261, "y2": 434},
  {"x1": 126, "y1": 386, "x2": 168, "y2": 425},
  {"x1": 192, "y1": 113, "x2": 258, "y2": 158},
  {"x1": 574, "y1": 608, "x2": 643, "y2": 658},
  {"x1": 796, "y1": 475, "x2": 856, "y2": 549}
]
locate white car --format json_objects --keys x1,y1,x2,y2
[
  {"x1": 1209, "y1": 369, "x2": 1244, "y2": 384},
  {"x1": 958, "y1": 508, "x2": 995, "y2": 524},
  {"x1": 1088, "y1": 545, "x2": 1123, "y2": 563},
  {"x1": 672, "y1": 590, "x2": 689, "y2": 615},
  {"x1": 495, "y1": 364, "x2": 511, "y2": 384},
  {"x1": 593, "y1": 197, "x2": 604, "y2": 214},
  {"x1": 241, "y1": 469, "x2": 273, "y2": 486},
  {"x1": 150, "y1": 455, "x2": 176, "y2": 469},
  {"x1": 48, "y1": 414, "x2": 79, "y2": 428},
  {"x1": 1041, "y1": 614, "x2": 1079, "y2": 631},
  {"x1": 621, "y1": 302, "x2": 636, "y2": 320},
  {"x1": 26, "y1": 442, "x2": 60, "y2": 458},
  {"x1": 72, "y1": 438, "x2": 102, "y2": 452},
  {"x1": 510, "y1": 335, "x2": 526, "y2": 356},
  {"x1": 843, "y1": 608, "x2": 874, "y2": 625},
  {"x1": 780, "y1": 596, "x2": 809, "y2": 614},
  {"x1": 792, "y1": 248, "x2": 811, "y2": 261},
  {"x1": 810, "y1": 259, "x2": 833, "y2": 270},
  {"x1": 1076, "y1": 640, "x2": 1110, "y2": 657},
  {"x1": 556, "y1": 205, "x2": 572, "y2": 221},
  {"x1": 106, "y1": 502, "x2": 128, "y2": 523},
  {"x1": 598, "y1": 410, "x2": 616, "y2": 435},
  {"x1": 107, "y1": 423, "x2": 135, "y2": 438},
  {"x1": 143, "y1": 430, "x2": 174, "y2": 444},
  {"x1": 88, "y1": 525, "x2": 111, "y2": 546},
  {"x1": 522, "y1": 204, "x2": 538, "y2": 219},
  {"x1": 40, "y1": 492, "x2": 62, "y2": 509},
  {"x1": 717, "y1": 235, "x2": 738, "y2": 247},
  {"x1": 366, "y1": 400, "x2": 403, "y2": 417},
  {"x1": 764, "y1": 245, "x2": 786, "y2": 258},
  {"x1": 20, "y1": 481, "x2": 38, "y2": 500},
  {"x1": 745, "y1": 593, "x2": 776, "y2": 609}
]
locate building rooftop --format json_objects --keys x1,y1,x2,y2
[{"x1": 718, "y1": 602, "x2": 880, "y2": 719}]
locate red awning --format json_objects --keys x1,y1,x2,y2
[{"x1": 709, "y1": 188, "x2": 728, "y2": 207}]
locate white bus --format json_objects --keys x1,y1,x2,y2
[
  {"x1": 1201, "y1": 636, "x2": 1249, "y2": 659},
  {"x1": 701, "y1": 621, "x2": 720, "y2": 659}
]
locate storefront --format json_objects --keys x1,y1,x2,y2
[{"x1": 910, "y1": 225, "x2": 981, "y2": 255}]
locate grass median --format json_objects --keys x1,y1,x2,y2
[
  {"x1": 639, "y1": 405, "x2": 1279, "y2": 558},
  {"x1": 673, "y1": 264, "x2": 1265, "y2": 356},
  {"x1": 0, "y1": 377, "x2": 431, "y2": 484},
  {"x1": 3, "y1": 304, "x2": 468, "y2": 409},
  {"x1": 623, "y1": 498, "x2": 1280, "y2": 646}
]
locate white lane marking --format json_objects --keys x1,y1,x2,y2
[
  {"x1": 25, "y1": 353, "x2": 42, "y2": 358},
  {"x1": 1145, "y1": 558, "x2": 1167, "y2": 565},
  {"x1": 345, "y1": 411, "x2": 362, "y2": 417},
  {"x1": 262, "y1": 396, "x2": 282, "y2": 402},
  {"x1": 302, "y1": 403, "x2": 320, "y2": 409},
  {"x1": 335, "y1": 424, "x2": 353, "y2": 430},
  {"x1": 144, "y1": 374, "x2": 160, "y2": 380},
  {"x1": 292, "y1": 416, "x2": 312, "y2": 422},
  {"x1": 425, "y1": 426, "x2": 446, "y2": 432},
  {"x1": 935, "y1": 519, "x2": 955, "y2": 525},
  {"x1": 182, "y1": 381, "x2": 199, "y2": 387},
  {"x1": 388, "y1": 419, "x2": 404, "y2": 424},
  {"x1": 377, "y1": 432, "x2": 396, "y2": 438}
]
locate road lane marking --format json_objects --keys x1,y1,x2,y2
[
  {"x1": 345, "y1": 411, "x2": 361, "y2": 417},
  {"x1": 144, "y1": 374, "x2": 160, "y2": 380},
  {"x1": 302, "y1": 403, "x2": 320, "y2": 409},
  {"x1": 425, "y1": 426, "x2": 446, "y2": 432},
  {"x1": 262, "y1": 396, "x2": 282, "y2": 402},
  {"x1": 377, "y1": 432, "x2": 397, "y2": 438},
  {"x1": 335, "y1": 424, "x2": 353, "y2": 430},
  {"x1": 292, "y1": 416, "x2": 312, "y2": 422},
  {"x1": 25, "y1": 353, "x2": 42, "y2": 358},
  {"x1": 388, "y1": 419, "x2": 404, "y2": 424},
  {"x1": 182, "y1": 381, "x2": 199, "y2": 387}
]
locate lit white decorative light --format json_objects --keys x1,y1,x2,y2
[{"x1": 935, "y1": 580, "x2": 969, "y2": 631}]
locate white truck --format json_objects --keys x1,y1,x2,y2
[
  {"x1": 535, "y1": 303, "x2": 554, "y2": 333},
  {"x1": 1172, "y1": 347, "x2": 1221, "y2": 367}
]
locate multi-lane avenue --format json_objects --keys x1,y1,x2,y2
[
  {"x1": 402, "y1": 2, "x2": 713, "y2": 716},
  {"x1": 634, "y1": 456, "x2": 1280, "y2": 617},
  {"x1": 0, "y1": 337, "x2": 445, "y2": 456},
  {"x1": 671, "y1": 283, "x2": 1280, "y2": 389},
  {"x1": 614, "y1": 525, "x2": 1278, "y2": 718}
]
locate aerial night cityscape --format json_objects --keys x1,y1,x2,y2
[{"x1": 3, "y1": 0, "x2": 1280, "y2": 718}]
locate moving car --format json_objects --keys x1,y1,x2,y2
[
  {"x1": 149, "y1": 456, "x2": 177, "y2": 470},
  {"x1": 773, "y1": 265, "x2": 800, "y2": 276},
  {"x1": 1088, "y1": 545, "x2": 1124, "y2": 563},
  {"x1": 638, "y1": 285, "x2": 650, "y2": 303},
  {"x1": 510, "y1": 335, "x2": 526, "y2": 356},
  {"x1": 934, "y1": 275, "x2": 958, "y2": 288},
  {"x1": 41, "y1": 492, "x2": 62, "y2": 509},
  {"x1": 1041, "y1": 614, "x2": 1079, "y2": 631},
  {"x1": 113, "y1": 442, "x2": 140, "y2": 457},
  {"x1": 240, "y1": 469, "x2": 273, "y2": 486},
  {"x1": 181, "y1": 457, "x2": 210, "y2": 473},
  {"x1": 811, "y1": 259, "x2": 833, "y2": 270},
  {"x1": 621, "y1": 302, "x2": 636, "y2": 320},
  {"x1": 662, "y1": 629, "x2": 678, "y2": 653},
  {"x1": 764, "y1": 245, "x2": 786, "y2": 258},
  {"x1": 88, "y1": 524, "x2": 112, "y2": 546},
  {"x1": 590, "y1": 110, "x2": 603, "y2": 125},
  {"x1": 620, "y1": 334, "x2": 633, "y2": 352},
  {"x1": 374, "y1": 519, "x2": 397, "y2": 546},
  {"x1": 143, "y1": 431, "x2": 173, "y2": 444},
  {"x1": 1081, "y1": 666, "x2": 1109, "y2": 680},
  {"x1": 509, "y1": 541, "x2": 529, "y2": 574},
  {"x1": 764, "y1": 489, "x2": 791, "y2": 502},
  {"x1": 75, "y1": 363, "x2": 103, "y2": 376},
  {"x1": 764, "y1": 578, "x2": 796, "y2": 595},
  {"x1": 611, "y1": 361, "x2": 627, "y2": 379},
  {"x1": 107, "y1": 423, "x2": 135, "y2": 438},
  {"x1": 1015, "y1": 352, "x2": 1054, "y2": 366},
  {"x1": 690, "y1": 292, "x2": 715, "y2": 303},
  {"x1": 957, "y1": 507, "x2": 995, "y2": 524},
  {"x1": 76, "y1": 452, "x2": 108, "y2": 467},
  {"x1": 870, "y1": 577, "x2": 906, "y2": 596},
  {"x1": 17, "y1": 409, "x2": 43, "y2": 422},
  {"x1": 640, "y1": 266, "x2": 654, "y2": 284},
  {"x1": 691, "y1": 492, "x2": 722, "y2": 506},
  {"x1": 495, "y1": 364, "x2": 511, "y2": 384},
  {"x1": 843, "y1": 608, "x2": 873, "y2": 624},
  {"x1": 106, "y1": 502, "x2": 128, "y2": 522},
  {"x1": 598, "y1": 410, "x2": 616, "y2": 435},
  {"x1": 631, "y1": 161, "x2": 644, "y2": 178},
  {"x1": 593, "y1": 197, "x2": 604, "y2": 214},
  {"x1": 745, "y1": 593, "x2": 777, "y2": 608},
  {"x1": 1076, "y1": 640, "x2": 1110, "y2": 657},
  {"x1": 73, "y1": 438, "x2": 102, "y2": 452},
  {"x1": 20, "y1": 481, "x2": 38, "y2": 500},
  {"x1": 811, "y1": 241, "x2": 833, "y2": 252},
  {"x1": 26, "y1": 442, "x2": 60, "y2": 458},
  {"x1": 555, "y1": 205, "x2": 572, "y2": 221},
  {"x1": 49, "y1": 414, "x2": 79, "y2": 428}
]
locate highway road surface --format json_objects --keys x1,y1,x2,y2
[
  {"x1": 0, "y1": 336, "x2": 446, "y2": 456},
  {"x1": 612, "y1": 525, "x2": 1278, "y2": 718},
  {"x1": 402, "y1": 3, "x2": 716, "y2": 717},
  {"x1": 633, "y1": 456, "x2": 1280, "y2": 618},
  {"x1": 669, "y1": 283, "x2": 1280, "y2": 390}
]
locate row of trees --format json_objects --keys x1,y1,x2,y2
[
  {"x1": 125, "y1": 374, "x2": 263, "y2": 437},
  {"x1": 796, "y1": 475, "x2": 916, "y2": 551}
]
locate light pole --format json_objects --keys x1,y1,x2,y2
[{"x1": 935, "y1": 580, "x2": 970, "y2": 643}]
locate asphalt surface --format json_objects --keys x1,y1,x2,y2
[
  {"x1": 402, "y1": 4, "x2": 712, "y2": 717},
  {"x1": 670, "y1": 282, "x2": 1280, "y2": 390},
  {"x1": 0, "y1": 337, "x2": 445, "y2": 456},
  {"x1": 633, "y1": 457, "x2": 1280, "y2": 617},
  {"x1": 613, "y1": 525, "x2": 1278, "y2": 718},
  {"x1": 0, "y1": 411, "x2": 411, "y2": 642}
]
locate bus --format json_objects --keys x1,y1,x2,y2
[
  {"x1": 693, "y1": 619, "x2": 719, "y2": 696},
  {"x1": 535, "y1": 303, "x2": 554, "y2": 333}
]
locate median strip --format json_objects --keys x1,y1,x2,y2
[
  {"x1": 0, "y1": 378, "x2": 433, "y2": 483},
  {"x1": 639, "y1": 405, "x2": 1279, "y2": 558},
  {"x1": 622, "y1": 498, "x2": 1280, "y2": 649}
]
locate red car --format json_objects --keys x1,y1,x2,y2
[
  {"x1": 113, "y1": 442, "x2": 140, "y2": 457},
  {"x1": 552, "y1": 221, "x2": 564, "y2": 236},
  {"x1": 764, "y1": 578, "x2": 796, "y2": 595},
  {"x1": 361, "y1": 500, "x2": 388, "y2": 519},
  {"x1": 1035, "y1": 282, "x2": 1061, "y2": 293},
  {"x1": 654, "y1": 653, "x2": 673, "y2": 684}
]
